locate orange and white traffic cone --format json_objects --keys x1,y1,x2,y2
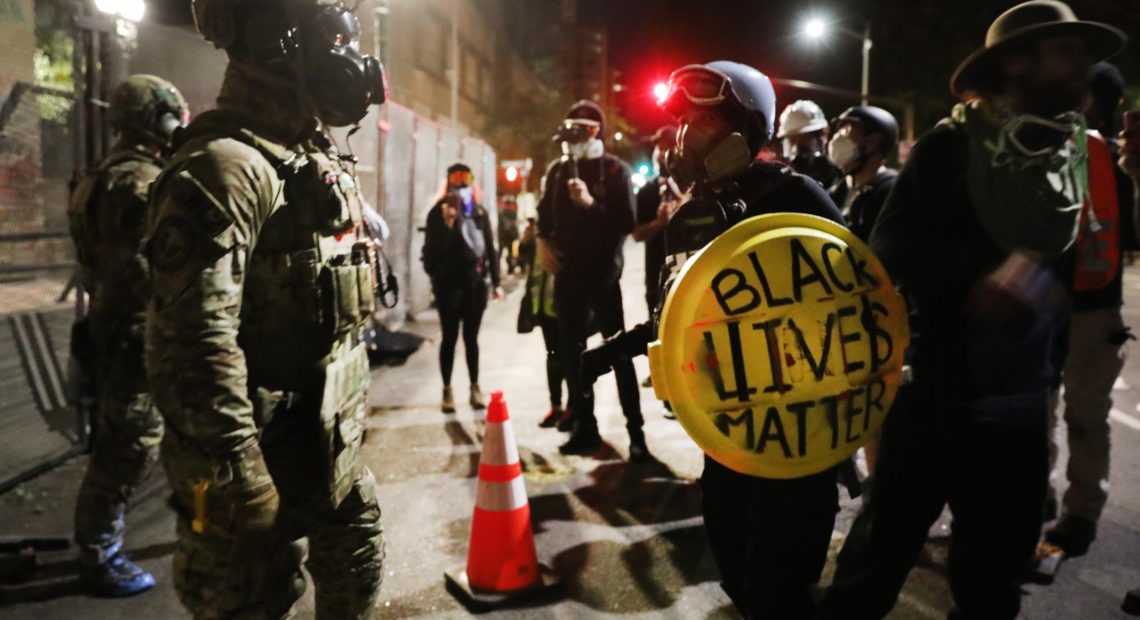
[{"x1": 445, "y1": 390, "x2": 560, "y2": 611}]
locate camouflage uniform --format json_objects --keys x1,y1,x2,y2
[
  {"x1": 144, "y1": 62, "x2": 383, "y2": 618},
  {"x1": 68, "y1": 74, "x2": 184, "y2": 595}
]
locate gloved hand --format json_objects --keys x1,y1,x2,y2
[{"x1": 213, "y1": 444, "x2": 281, "y2": 566}]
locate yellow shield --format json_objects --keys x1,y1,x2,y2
[{"x1": 647, "y1": 213, "x2": 909, "y2": 478}]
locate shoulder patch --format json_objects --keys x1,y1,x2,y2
[{"x1": 148, "y1": 216, "x2": 196, "y2": 272}]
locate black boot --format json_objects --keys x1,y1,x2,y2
[
  {"x1": 559, "y1": 428, "x2": 602, "y2": 455},
  {"x1": 628, "y1": 430, "x2": 651, "y2": 463}
]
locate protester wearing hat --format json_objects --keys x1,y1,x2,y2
[
  {"x1": 536, "y1": 100, "x2": 649, "y2": 461},
  {"x1": 830, "y1": 105, "x2": 900, "y2": 243},
  {"x1": 422, "y1": 162, "x2": 502, "y2": 413},
  {"x1": 817, "y1": 2, "x2": 1126, "y2": 618},
  {"x1": 778, "y1": 99, "x2": 848, "y2": 208}
]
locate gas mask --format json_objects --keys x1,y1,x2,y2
[
  {"x1": 1000, "y1": 111, "x2": 1082, "y2": 158},
  {"x1": 673, "y1": 124, "x2": 752, "y2": 186},
  {"x1": 554, "y1": 119, "x2": 604, "y2": 160},
  {"x1": 293, "y1": 3, "x2": 387, "y2": 127},
  {"x1": 827, "y1": 135, "x2": 863, "y2": 174}
]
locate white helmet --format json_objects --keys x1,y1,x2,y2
[{"x1": 776, "y1": 99, "x2": 828, "y2": 139}]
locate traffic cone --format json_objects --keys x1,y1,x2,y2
[{"x1": 445, "y1": 390, "x2": 560, "y2": 611}]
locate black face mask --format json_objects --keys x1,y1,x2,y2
[{"x1": 294, "y1": 4, "x2": 387, "y2": 127}]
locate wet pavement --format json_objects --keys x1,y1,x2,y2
[{"x1": 2, "y1": 243, "x2": 1140, "y2": 618}]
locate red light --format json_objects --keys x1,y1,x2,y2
[
  {"x1": 505, "y1": 166, "x2": 519, "y2": 183},
  {"x1": 653, "y1": 82, "x2": 669, "y2": 104}
]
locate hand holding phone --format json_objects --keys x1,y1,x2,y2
[{"x1": 1119, "y1": 110, "x2": 1140, "y2": 179}]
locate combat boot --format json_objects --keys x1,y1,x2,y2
[
  {"x1": 469, "y1": 383, "x2": 486, "y2": 409},
  {"x1": 559, "y1": 428, "x2": 602, "y2": 455},
  {"x1": 441, "y1": 386, "x2": 456, "y2": 413},
  {"x1": 1044, "y1": 515, "x2": 1097, "y2": 557},
  {"x1": 80, "y1": 553, "x2": 155, "y2": 597},
  {"x1": 628, "y1": 430, "x2": 652, "y2": 463}
]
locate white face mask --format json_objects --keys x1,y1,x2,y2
[
  {"x1": 564, "y1": 137, "x2": 604, "y2": 160},
  {"x1": 827, "y1": 135, "x2": 861, "y2": 174},
  {"x1": 456, "y1": 186, "x2": 474, "y2": 207}
]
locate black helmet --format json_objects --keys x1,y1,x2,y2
[
  {"x1": 834, "y1": 106, "x2": 899, "y2": 154},
  {"x1": 661, "y1": 60, "x2": 776, "y2": 154}
]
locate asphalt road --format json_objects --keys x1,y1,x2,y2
[{"x1": 2, "y1": 242, "x2": 1140, "y2": 619}]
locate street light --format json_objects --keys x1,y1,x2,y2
[{"x1": 801, "y1": 16, "x2": 872, "y2": 106}]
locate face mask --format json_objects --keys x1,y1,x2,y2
[
  {"x1": 1002, "y1": 112, "x2": 1079, "y2": 157},
  {"x1": 294, "y1": 4, "x2": 387, "y2": 126},
  {"x1": 828, "y1": 135, "x2": 861, "y2": 174},
  {"x1": 564, "y1": 137, "x2": 604, "y2": 160},
  {"x1": 675, "y1": 125, "x2": 751, "y2": 185},
  {"x1": 456, "y1": 186, "x2": 473, "y2": 209}
]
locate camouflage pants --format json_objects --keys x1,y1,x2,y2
[
  {"x1": 163, "y1": 392, "x2": 384, "y2": 619},
  {"x1": 74, "y1": 382, "x2": 163, "y2": 568}
]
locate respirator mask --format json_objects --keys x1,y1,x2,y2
[
  {"x1": 553, "y1": 119, "x2": 604, "y2": 160},
  {"x1": 293, "y1": 3, "x2": 387, "y2": 127},
  {"x1": 827, "y1": 135, "x2": 863, "y2": 174},
  {"x1": 672, "y1": 123, "x2": 752, "y2": 187}
]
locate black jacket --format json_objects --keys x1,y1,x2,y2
[
  {"x1": 422, "y1": 200, "x2": 500, "y2": 290},
  {"x1": 537, "y1": 153, "x2": 636, "y2": 286},
  {"x1": 843, "y1": 168, "x2": 898, "y2": 242},
  {"x1": 869, "y1": 123, "x2": 1071, "y2": 403}
]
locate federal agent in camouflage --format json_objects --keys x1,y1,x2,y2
[
  {"x1": 144, "y1": 0, "x2": 387, "y2": 616},
  {"x1": 68, "y1": 73, "x2": 188, "y2": 597}
]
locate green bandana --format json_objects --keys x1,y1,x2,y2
[{"x1": 952, "y1": 100, "x2": 1086, "y2": 261}]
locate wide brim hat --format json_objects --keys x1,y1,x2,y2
[{"x1": 950, "y1": 0, "x2": 1126, "y2": 98}]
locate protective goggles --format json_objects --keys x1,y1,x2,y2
[
  {"x1": 297, "y1": 3, "x2": 361, "y2": 48},
  {"x1": 552, "y1": 119, "x2": 600, "y2": 144},
  {"x1": 447, "y1": 169, "x2": 474, "y2": 187},
  {"x1": 661, "y1": 65, "x2": 730, "y2": 112}
]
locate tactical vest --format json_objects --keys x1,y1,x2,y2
[
  {"x1": 68, "y1": 147, "x2": 162, "y2": 323},
  {"x1": 207, "y1": 128, "x2": 378, "y2": 391}
]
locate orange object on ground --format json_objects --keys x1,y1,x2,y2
[
  {"x1": 445, "y1": 390, "x2": 561, "y2": 611},
  {"x1": 466, "y1": 390, "x2": 538, "y2": 590}
]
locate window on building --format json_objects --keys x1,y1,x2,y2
[{"x1": 415, "y1": 13, "x2": 446, "y2": 76}]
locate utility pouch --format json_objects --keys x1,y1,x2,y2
[{"x1": 319, "y1": 342, "x2": 369, "y2": 508}]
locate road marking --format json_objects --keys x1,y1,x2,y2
[{"x1": 1110, "y1": 408, "x2": 1140, "y2": 431}]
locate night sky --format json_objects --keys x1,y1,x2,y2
[
  {"x1": 577, "y1": 0, "x2": 1140, "y2": 136},
  {"x1": 146, "y1": 0, "x2": 1140, "y2": 138}
]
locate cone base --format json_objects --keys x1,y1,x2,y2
[{"x1": 444, "y1": 564, "x2": 562, "y2": 613}]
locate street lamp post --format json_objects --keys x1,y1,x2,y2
[
  {"x1": 803, "y1": 17, "x2": 873, "y2": 106},
  {"x1": 860, "y1": 21, "x2": 871, "y2": 106}
]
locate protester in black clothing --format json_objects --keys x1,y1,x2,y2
[
  {"x1": 816, "y1": 3, "x2": 1126, "y2": 618},
  {"x1": 498, "y1": 195, "x2": 520, "y2": 273},
  {"x1": 778, "y1": 99, "x2": 848, "y2": 208},
  {"x1": 422, "y1": 163, "x2": 503, "y2": 413},
  {"x1": 632, "y1": 125, "x2": 681, "y2": 316},
  {"x1": 830, "y1": 106, "x2": 900, "y2": 242},
  {"x1": 536, "y1": 100, "x2": 647, "y2": 461},
  {"x1": 657, "y1": 60, "x2": 847, "y2": 620}
]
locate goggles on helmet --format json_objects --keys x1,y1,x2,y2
[
  {"x1": 661, "y1": 65, "x2": 730, "y2": 113},
  {"x1": 447, "y1": 169, "x2": 474, "y2": 187},
  {"x1": 552, "y1": 119, "x2": 600, "y2": 144}
]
